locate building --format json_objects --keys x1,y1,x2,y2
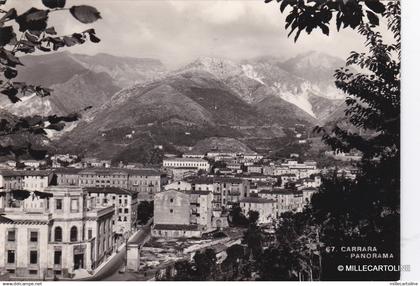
[
  {"x1": 62, "y1": 168, "x2": 161, "y2": 201},
  {"x1": 55, "y1": 168, "x2": 82, "y2": 186},
  {"x1": 21, "y1": 160, "x2": 46, "y2": 169},
  {"x1": 302, "y1": 187, "x2": 318, "y2": 205},
  {"x1": 186, "y1": 176, "x2": 250, "y2": 210},
  {"x1": 81, "y1": 158, "x2": 111, "y2": 168},
  {"x1": 164, "y1": 180, "x2": 192, "y2": 191},
  {"x1": 163, "y1": 158, "x2": 210, "y2": 172},
  {"x1": 182, "y1": 152, "x2": 206, "y2": 159},
  {"x1": 0, "y1": 186, "x2": 114, "y2": 279},
  {"x1": 259, "y1": 189, "x2": 304, "y2": 216},
  {"x1": 188, "y1": 190, "x2": 213, "y2": 231},
  {"x1": 84, "y1": 187, "x2": 138, "y2": 235},
  {"x1": 170, "y1": 168, "x2": 199, "y2": 181},
  {"x1": 0, "y1": 170, "x2": 53, "y2": 192},
  {"x1": 247, "y1": 165, "x2": 263, "y2": 174},
  {"x1": 0, "y1": 170, "x2": 24, "y2": 191},
  {"x1": 152, "y1": 189, "x2": 215, "y2": 238},
  {"x1": 152, "y1": 190, "x2": 198, "y2": 238},
  {"x1": 239, "y1": 197, "x2": 275, "y2": 224}
]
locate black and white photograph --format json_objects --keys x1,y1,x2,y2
[{"x1": 0, "y1": 0, "x2": 413, "y2": 283}]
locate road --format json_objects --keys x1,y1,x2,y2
[{"x1": 88, "y1": 223, "x2": 152, "y2": 281}]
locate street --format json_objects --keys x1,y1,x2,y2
[{"x1": 86, "y1": 223, "x2": 152, "y2": 281}]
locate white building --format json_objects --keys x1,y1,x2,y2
[
  {"x1": 239, "y1": 197, "x2": 276, "y2": 224},
  {"x1": 163, "y1": 158, "x2": 210, "y2": 171},
  {"x1": 0, "y1": 186, "x2": 114, "y2": 279}
]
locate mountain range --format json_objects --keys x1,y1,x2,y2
[{"x1": 1, "y1": 51, "x2": 348, "y2": 162}]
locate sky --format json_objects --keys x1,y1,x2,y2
[{"x1": 7, "y1": 0, "x2": 391, "y2": 68}]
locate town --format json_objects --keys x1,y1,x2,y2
[{"x1": 0, "y1": 146, "x2": 360, "y2": 281}]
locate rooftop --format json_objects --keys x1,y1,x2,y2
[
  {"x1": 153, "y1": 224, "x2": 199, "y2": 231},
  {"x1": 0, "y1": 169, "x2": 53, "y2": 177},
  {"x1": 78, "y1": 167, "x2": 160, "y2": 176},
  {"x1": 259, "y1": 189, "x2": 297, "y2": 195},
  {"x1": 188, "y1": 190, "x2": 212, "y2": 195},
  {"x1": 84, "y1": 187, "x2": 138, "y2": 196},
  {"x1": 163, "y1": 158, "x2": 208, "y2": 162},
  {"x1": 239, "y1": 197, "x2": 275, "y2": 204}
]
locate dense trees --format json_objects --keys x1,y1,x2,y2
[
  {"x1": 266, "y1": 0, "x2": 389, "y2": 41},
  {"x1": 137, "y1": 201, "x2": 154, "y2": 225},
  {"x1": 259, "y1": 0, "x2": 401, "y2": 281},
  {"x1": 0, "y1": 0, "x2": 101, "y2": 159}
]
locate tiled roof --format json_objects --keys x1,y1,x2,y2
[
  {"x1": 84, "y1": 187, "x2": 137, "y2": 196},
  {"x1": 302, "y1": 187, "x2": 318, "y2": 192},
  {"x1": 239, "y1": 197, "x2": 275, "y2": 204},
  {"x1": 260, "y1": 189, "x2": 296, "y2": 195},
  {"x1": 0, "y1": 169, "x2": 52, "y2": 176},
  {"x1": 153, "y1": 224, "x2": 199, "y2": 231},
  {"x1": 163, "y1": 158, "x2": 208, "y2": 162},
  {"x1": 188, "y1": 190, "x2": 212, "y2": 195},
  {"x1": 54, "y1": 168, "x2": 83, "y2": 174},
  {"x1": 0, "y1": 215, "x2": 14, "y2": 224}
]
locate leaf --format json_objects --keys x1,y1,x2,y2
[
  {"x1": 1, "y1": 87, "x2": 20, "y2": 103},
  {"x1": 0, "y1": 26, "x2": 16, "y2": 46},
  {"x1": 366, "y1": 10, "x2": 379, "y2": 26},
  {"x1": 25, "y1": 32, "x2": 39, "y2": 43},
  {"x1": 89, "y1": 33, "x2": 100, "y2": 43},
  {"x1": 319, "y1": 23, "x2": 329, "y2": 36},
  {"x1": 365, "y1": 0, "x2": 385, "y2": 14},
  {"x1": 70, "y1": 5, "x2": 101, "y2": 24},
  {"x1": 0, "y1": 49, "x2": 23, "y2": 67},
  {"x1": 63, "y1": 35, "x2": 78, "y2": 47},
  {"x1": 15, "y1": 8, "x2": 49, "y2": 32},
  {"x1": 4, "y1": 67, "x2": 17, "y2": 79},
  {"x1": 42, "y1": 0, "x2": 66, "y2": 9},
  {"x1": 45, "y1": 27, "x2": 57, "y2": 35},
  {"x1": 0, "y1": 8, "x2": 17, "y2": 22}
]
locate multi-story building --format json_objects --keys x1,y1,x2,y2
[
  {"x1": 152, "y1": 189, "x2": 214, "y2": 238},
  {"x1": 164, "y1": 180, "x2": 192, "y2": 191},
  {"x1": 55, "y1": 168, "x2": 81, "y2": 186},
  {"x1": 0, "y1": 170, "x2": 24, "y2": 191},
  {"x1": 0, "y1": 186, "x2": 114, "y2": 279},
  {"x1": 239, "y1": 197, "x2": 276, "y2": 224},
  {"x1": 186, "y1": 176, "x2": 250, "y2": 210},
  {"x1": 58, "y1": 168, "x2": 161, "y2": 201},
  {"x1": 0, "y1": 170, "x2": 53, "y2": 192},
  {"x1": 163, "y1": 158, "x2": 210, "y2": 171},
  {"x1": 85, "y1": 187, "x2": 138, "y2": 235},
  {"x1": 259, "y1": 188, "x2": 304, "y2": 216}
]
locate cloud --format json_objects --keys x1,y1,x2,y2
[{"x1": 4, "y1": 0, "x2": 388, "y2": 68}]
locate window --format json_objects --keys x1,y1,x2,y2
[
  {"x1": 70, "y1": 226, "x2": 78, "y2": 242},
  {"x1": 123, "y1": 217, "x2": 127, "y2": 222},
  {"x1": 71, "y1": 199, "x2": 79, "y2": 212},
  {"x1": 88, "y1": 229, "x2": 92, "y2": 239},
  {"x1": 30, "y1": 251, "x2": 38, "y2": 264},
  {"x1": 169, "y1": 209, "x2": 173, "y2": 213},
  {"x1": 7, "y1": 250, "x2": 15, "y2": 264},
  {"x1": 30, "y1": 231, "x2": 38, "y2": 242},
  {"x1": 56, "y1": 199, "x2": 62, "y2": 210},
  {"x1": 124, "y1": 208, "x2": 129, "y2": 214},
  {"x1": 29, "y1": 270, "x2": 38, "y2": 275},
  {"x1": 54, "y1": 227, "x2": 62, "y2": 242},
  {"x1": 170, "y1": 198, "x2": 174, "y2": 203},
  {"x1": 7, "y1": 230, "x2": 15, "y2": 242},
  {"x1": 54, "y1": 251, "x2": 62, "y2": 265}
]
